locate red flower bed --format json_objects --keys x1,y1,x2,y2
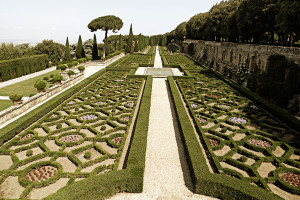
[
  {"x1": 209, "y1": 139, "x2": 219, "y2": 147},
  {"x1": 208, "y1": 94, "x2": 219, "y2": 98},
  {"x1": 59, "y1": 135, "x2": 83, "y2": 143},
  {"x1": 20, "y1": 134, "x2": 33, "y2": 141},
  {"x1": 112, "y1": 137, "x2": 123, "y2": 145},
  {"x1": 280, "y1": 172, "x2": 300, "y2": 188},
  {"x1": 25, "y1": 166, "x2": 57, "y2": 182}
]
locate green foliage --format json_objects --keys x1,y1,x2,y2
[
  {"x1": 87, "y1": 15, "x2": 123, "y2": 57},
  {"x1": 84, "y1": 151, "x2": 91, "y2": 159},
  {"x1": 9, "y1": 94, "x2": 23, "y2": 101},
  {"x1": 78, "y1": 66, "x2": 85, "y2": 71},
  {"x1": 34, "y1": 40, "x2": 64, "y2": 64},
  {"x1": 43, "y1": 76, "x2": 49, "y2": 81},
  {"x1": 0, "y1": 54, "x2": 48, "y2": 82},
  {"x1": 118, "y1": 34, "x2": 123, "y2": 51},
  {"x1": 128, "y1": 24, "x2": 134, "y2": 54},
  {"x1": 0, "y1": 43, "x2": 34, "y2": 61},
  {"x1": 53, "y1": 75, "x2": 63, "y2": 82},
  {"x1": 75, "y1": 35, "x2": 85, "y2": 59},
  {"x1": 92, "y1": 34, "x2": 98, "y2": 60},
  {"x1": 67, "y1": 70, "x2": 75, "y2": 76},
  {"x1": 34, "y1": 80, "x2": 47, "y2": 90},
  {"x1": 26, "y1": 149, "x2": 33, "y2": 157},
  {"x1": 65, "y1": 37, "x2": 72, "y2": 62},
  {"x1": 105, "y1": 38, "x2": 110, "y2": 56}
]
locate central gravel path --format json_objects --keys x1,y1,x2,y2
[{"x1": 109, "y1": 47, "x2": 216, "y2": 200}]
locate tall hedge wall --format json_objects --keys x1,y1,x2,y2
[{"x1": 0, "y1": 54, "x2": 49, "y2": 82}]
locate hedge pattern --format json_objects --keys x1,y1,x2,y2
[
  {"x1": 173, "y1": 70, "x2": 300, "y2": 198},
  {"x1": 0, "y1": 55, "x2": 49, "y2": 82},
  {"x1": 0, "y1": 70, "x2": 146, "y2": 199}
]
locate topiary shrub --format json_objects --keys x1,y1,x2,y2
[
  {"x1": 101, "y1": 57, "x2": 106, "y2": 62},
  {"x1": 86, "y1": 57, "x2": 92, "y2": 61},
  {"x1": 78, "y1": 66, "x2": 85, "y2": 73},
  {"x1": 43, "y1": 76, "x2": 49, "y2": 81},
  {"x1": 9, "y1": 94, "x2": 23, "y2": 105},
  {"x1": 34, "y1": 80, "x2": 47, "y2": 92},
  {"x1": 50, "y1": 74, "x2": 55, "y2": 78},
  {"x1": 26, "y1": 149, "x2": 33, "y2": 157},
  {"x1": 84, "y1": 151, "x2": 91, "y2": 159},
  {"x1": 59, "y1": 64, "x2": 67, "y2": 71},
  {"x1": 53, "y1": 75, "x2": 63, "y2": 84},
  {"x1": 239, "y1": 156, "x2": 248, "y2": 162},
  {"x1": 67, "y1": 70, "x2": 75, "y2": 76}
]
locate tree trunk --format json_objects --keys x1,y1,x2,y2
[
  {"x1": 289, "y1": 33, "x2": 294, "y2": 47},
  {"x1": 103, "y1": 29, "x2": 108, "y2": 58},
  {"x1": 270, "y1": 30, "x2": 274, "y2": 45}
]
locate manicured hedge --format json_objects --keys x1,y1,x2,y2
[
  {"x1": 46, "y1": 76, "x2": 152, "y2": 199},
  {"x1": 0, "y1": 68, "x2": 106, "y2": 146},
  {"x1": 0, "y1": 54, "x2": 49, "y2": 82},
  {"x1": 168, "y1": 77, "x2": 282, "y2": 200}
]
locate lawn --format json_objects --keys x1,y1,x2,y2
[
  {"x1": 0, "y1": 100, "x2": 13, "y2": 112},
  {"x1": 0, "y1": 70, "x2": 60, "y2": 97}
]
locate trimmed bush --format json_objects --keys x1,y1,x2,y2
[
  {"x1": 78, "y1": 66, "x2": 85, "y2": 72},
  {"x1": 34, "y1": 80, "x2": 47, "y2": 90},
  {"x1": 9, "y1": 94, "x2": 23, "y2": 101},
  {"x1": 67, "y1": 70, "x2": 75, "y2": 76},
  {"x1": 0, "y1": 54, "x2": 49, "y2": 82}
]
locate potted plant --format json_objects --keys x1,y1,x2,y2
[
  {"x1": 67, "y1": 70, "x2": 75, "y2": 78},
  {"x1": 101, "y1": 57, "x2": 106, "y2": 62},
  {"x1": 86, "y1": 57, "x2": 92, "y2": 62},
  {"x1": 53, "y1": 75, "x2": 63, "y2": 85},
  {"x1": 59, "y1": 64, "x2": 67, "y2": 72},
  {"x1": 78, "y1": 66, "x2": 85, "y2": 73},
  {"x1": 34, "y1": 80, "x2": 47, "y2": 93},
  {"x1": 67, "y1": 62, "x2": 73, "y2": 69},
  {"x1": 72, "y1": 61, "x2": 79, "y2": 66},
  {"x1": 9, "y1": 94, "x2": 23, "y2": 106}
]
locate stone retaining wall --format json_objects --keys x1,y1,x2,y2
[
  {"x1": 182, "y1": 39, "x2": 300, "y2": 72},
  {"x1": 0, "y1": 73, "x2": 84, "y2": 125}
]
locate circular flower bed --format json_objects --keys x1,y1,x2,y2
[
  {"x1": 216, "y1": 104, "x2": 231, "y2": 109},
  {"x1": 20, "y1": 134, "x2": 33, "y2": 141},
  {"x1": 208, "y1": 139, "x2": 219, "y2": 147},
  {"x1": 59, "y1": 135, "x2": 83, "y2": 143},
  {"x1": 248, "y1": 138, "x2": 271, "y2": 148},
  {"x1": 229, "y1": 117, "x2": 247, "y2": 124},
  {"x1": 25, "y1": 166, "x2": 57, "y2": 182},
  {"x1": 208, "y1": 94, "x2": 219, "y2": 98},
  {"x1": 80, "y1": 114, "x2": 97, "y2": 120},
  {"x1": 280, "y1": 172, "x2": 300, "y2": 188},
  {"x1": 198, "y1": 118, "x2": 207, "y2": 123},
  {"x1": 112, "y1": 137, "x2": 123, "y2": 145},
  {"x1": 190, "y1": 103, "x2": 198, "y2": 108}
]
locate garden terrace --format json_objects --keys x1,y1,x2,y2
[
  {"x1": 0, "y1": 69, "x2": 147, "y2": 199},
  {"x1": 108, "y1": 53, "x2": 154, "y2": 69},
  {"x1": 169, "y1": 70, "x2": 300, "y2": 199},
  {"x1": 162, "y1": 54, "x2": 204, "y2": 69}
]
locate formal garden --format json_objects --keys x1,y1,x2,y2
[{"x1": 0, "y1": 1, "x2": 299, "y2": 198}]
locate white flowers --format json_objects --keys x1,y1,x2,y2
[
  {"x1": 81, "y1": 114, "x2": 97, "y2": 120},
  {"x1": 128, "y1": 103, "x2": 134, "y2": 107},
  {"x1": 191, "y1": 103, "x2": 198, "y2": 108},
  {"x1": 248, "y1": 138, "x2": 271, "y2": 148},
  {"x1": 217, "y1": 104, "x2": 231, "y2": 109},
  {"x1": 67, "y1": 100, "x2": 75, "y2": 105},
  {"x1": 229, "y1": 117, "x2": 247, "y2": 124},
  {"x1": 59, "y1": 135, "x2": 83, "y2": 143}
]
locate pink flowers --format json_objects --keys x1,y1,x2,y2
[
  {"x1": 229, "y1": 117, "x2": 247, "y2": 124},
  {"x1": 20, "y1": 134, "x2": 33, "y2": 141},
  {"x1": 25, "y1": 166, "x2": 57, "y2": 182},
  {"x1": 59, "y1": 135, "x2": 83, "y2": 143},
  {"x1": 67, "y1": 100, "x2": 75, "y2": 105},
  {"x1": 208, "y1": 139, "x2": 219, "y2": 147},
  {"x1": 248, "y1": 138, "x2": 271, "y2": 148},
  {"x1": 128, "y1": 103, "x2": 134, "y2": 107},
  {"x1": 198, "y1": 118, "x2": 207, "y2": 123}
]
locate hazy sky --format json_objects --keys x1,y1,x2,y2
[{"x1": 0, "y1": 0, "x2": 222, "y2": 44}]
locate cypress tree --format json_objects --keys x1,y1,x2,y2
[
  {"x1": 92, "y1": 34, "x2": 98, "y2": 60},
  {"x1": 118, "y1": 34, "x2": 122, "y2": 51},
  {"x1": 134, "y1": 39, "x2": 139, "y2": 52},
  {"x1": 128, "y1": 24, "x2": 134, "y2": 54},
  {"x1": 65, "y1": 37, "x2": 72, "y2": 62},
  {"x1": 75, "y1": 35, "x2": 83, "y2": 59}
]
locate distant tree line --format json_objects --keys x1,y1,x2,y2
[{"x1": 168, "y1": 0, "x2": 300, "y2": 47}]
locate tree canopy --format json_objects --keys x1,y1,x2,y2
[
  {"x1": 170, "y1": 0, "x2": 300, "y2": 46},
  {"x1": 87, "y1": 15, "x2": 123, "y2": 57}
]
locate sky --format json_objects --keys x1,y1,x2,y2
[{"x1": 0, "y1": 0, "x2": 222, "y2": 45}]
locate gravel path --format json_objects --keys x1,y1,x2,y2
[{"x1": 108, "y1": 47, "x2": 217, "y2": 200}]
